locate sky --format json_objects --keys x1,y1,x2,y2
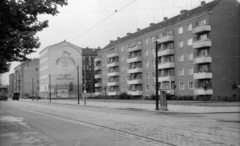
[{"x1": 1, "y1": 0, "x2": 238, "y2": 85}]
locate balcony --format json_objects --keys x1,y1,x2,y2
[
  {"x1": 158, "y1": 75, "x2": 175, "y2": 82},
  {"x1": 94, "y1": 74, "x2": 102, "y2": 79},
  {"x1": 193, "y1": 40, "x2": 211, "y2": 49},
  {"x1": 158, "y1": 62, "x2": 175, "y2": 69},
  {"x1": 193, "y1": 72, "x2": 212, "y2": 80},
  {"x1": 107, "y1": 62, "x2": 119, "y2": 67},
  {"x1": 194, "y1": 88, "x2": 213, "y2": 95},
  {"x1": 94, "y1": 57, "x2": 101, "y2": 62},
  {"x1": 108, "y1": 72, "x2": 119, "y2": 77},
  {"x1": 95, "y1": 83, "x2": 102, "y2": 87},
  {"x1": 193, "y1": 56, "x2": 212, "y2": 64},
  {"x1": 107, "y1": 52, "x2": 119, "y2": 58},
  {"x1": 127, "y1": 56, "x2": 142, "y2": 63},
  {"x1": 127, "y1": 67, "x2": 142, "y2": 74},
  {"x1": 108, "y1": 91, "x2": 119, "y2": 96},
  {"x1": 127, "y1": 79, "x2": 143, "y2": 84},
  {"x1": 127, "y1": 45, "x2": 142, "y2": 52},
  {"x1": 193, "y1": 25, "x2": 211, "y2": 34},
  {"x1": 107, "y1": 81, "x2": 119, "y2": 86},
  {"x1": 94, "y1": 65, "x2": 101, "y2": 70},
  {"x1": 157, "y1": 35, "x2": 174, "y2": 43},
  {"x1": 94, "y1": 92, "x2": 102, "y2": 96},
  {"x1": 158, "y1": 49, "x2": 174, "y2": 57},
  {"x1": 128, "y1": 90, "x2": 143, "y2": 96}
]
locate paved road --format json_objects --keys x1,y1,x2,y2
[
  {"x1": 0, "y1": 101, "x2": 153, "y2": 146},
  {"x1": 1, "y1": 100, "x2": 240, "y2": 146}
]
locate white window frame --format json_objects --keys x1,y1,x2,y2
[
  {"x1": 146, "y1": 73, "x2": 149, "y2": 79},
  {"x1": 188, "y1": 82, "x2": 194, "y2": 90},
  {"x1": 145, "y1": 50, "x2": 149, "y2": 56},
  {"x1": 187, "y1": 24, "x2": 192, "y2": 31},
  {"x1": 187, "y1": 38, "x2": 193, "y2": 46},
  {"x1": 178, "y1": 54, "x2": 184, "y2": 62},
  {"x1": 187, "y1": 52, "x2": 193, "y2": 60},
  {"x1": 179, "y1": 41, "x2": 184, "y2": 48},
  {"x1": 188, "y1": 66, "x2": 193, "y2": 75},
  {"x1": 146, "y1": 85, "x2": 149, "y2": 91},
  {"x1": 179, "y1": 68, "x2": 185, "y2": 76},
  {"x1": 178, "y1": 27, "x2": 183, "y2": 34},
  {"x1": 179, "y1": 82, "x2": 185, "y2": 90},
  {"x1": 145, "y1": 38, "x2": 149, "y2": 44}
]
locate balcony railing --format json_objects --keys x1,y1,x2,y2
[
  {"x1": 193, "y1": 25, "x2": 211, "y2": 34},
  {"x1": 193, "y1": 39, "x2": 211, "y2": 49},
  {"x1": 157, "y1": 35, "x2": 174, "y2": 43}
]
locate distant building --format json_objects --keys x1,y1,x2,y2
[
  {"x1": 14, "y1": 58, "x2": 39, "y2": 98},
  {"x1": 94, "y1": 0, "x2": 240, "y2": 99},
  {"x1": 39, "y1": 40, "x2": 82, "y2": 99},
  {"x1": 82, "y1": 47, "x2": 101, "y2": 95},
  {"x1": 8, "y1": 73, "x2": 14, "y2": 97}
]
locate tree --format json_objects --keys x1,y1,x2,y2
[
  {"x1": 69, "y1": 82, "x2": 73, "y2": 98},
  {"x1": 0, "y1": 0, "x2": 68, "y2": 73}
]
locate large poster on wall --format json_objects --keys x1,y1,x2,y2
[{"x1": 57, "y1": 89, "x2": 69, "y2": 98}]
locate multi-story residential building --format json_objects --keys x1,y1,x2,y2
[
  {"x1": 8, "y1": 73, "x2": 15, "y2": 97},
  {"x1": 13, "y1": 58, "x2": 39, "y2": 98},
  {"x1": 39, "y1": 40, "x2": 82, "y2": 99},
  {"x1": 82, "y1": 47, "x2": 101, "y2": 95},
  {"x1": 94, "y1": 0, "x2": 240, "y2": 99}
]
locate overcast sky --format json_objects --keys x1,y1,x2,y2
[{"x1": 2, "y1": 0, "x2": 238, "y2": 85}]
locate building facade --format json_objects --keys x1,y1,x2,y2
[
  {"x1": 8, "y1": 73, "x2": 14, "y2": 97},
  {"x1": 13, "y1": 58, "x2": 39, "y2": 98},
  {"x1": 94, "y1": 0, "x2": 240, "y2": 99},
  {"x1": 82, "y1": 47, "x2": 101, "y2": 95},
  {"x1": 39, "y1": 40, "x2": 82, "y2": 99}
]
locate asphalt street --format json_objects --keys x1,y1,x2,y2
[{"x1": 0, "y1": 100, "x2": 240, "y2": 146}]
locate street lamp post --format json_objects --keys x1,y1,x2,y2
[
  {"x1": 77, "y1": 66, "x2": 80, "y2": 104},
  {"x1": 49, "y1": 74, "x2": 51, "y2": 102},
  {"x1": 155, "y1": 41, "x2": 160, "y2": 110},
  {"x1": 32, "y1": 78, "x2": 34, "y2": 101}
]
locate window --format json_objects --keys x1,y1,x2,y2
[
  {"x1": 197, "y1": 19, "x2": 206, "y2": 26},
  {"x1": 188, "y1": 53, "x2": 193, "y2": 60},
  {"x1": 151, "y1": 36, "x2": 155, "y2": 42},
  {"x1": 122, "y1": 66, "x2": 124, "y2": 72},
  {"x1": 121, "y1": 47, "x2": 124, "y2": 52},
  {"x1": 178, "y1": 41, "x2": 184, "y2": 48},
  {"x1": 178, "y1": 54, "x2": 184, "y2": 62},
  {"x1": 178, "y1": 27, "x2": 183, "y2": 34},
  {"x1": 188, "y1": 82, "x2": 194, "y2": 89},
  {"x1": 146, "y1": 73, "x2": 149, "y2": 79},
  {"x1": 146, "y1": 61, "x2": 149, "y2": 68},
  {"x1": 145, "y1": 50, "x2": 149, "y2": 56},
  {"x1": 145, "y1": 38, "x2": 149, "y2": 44},
  {"x1": 179, "y1": 68, "x2": 184, "y2": 76},
  {"x1": 199, "y1": 34, "x2": 208, "y2": 40},
  {"x1": 167, "y1": 30, "x2": 174, "y2": 36},
  {"x1": 152, "y1": 60, "x2": 155, "y2": 67},
  {"x1": 146, "y1": 85, "x2": 149, "y2": 91},
  {"x1": 187, "y1": 38, "x2": 193, "y2": 46},
  {"x1": 152, "y1": 48, "x2": 155, "y2": 54},
  {"x1": 187, "y1": 24, "x2": 192, "y2": 31},
  {"x1": 179, "y1": 82, "x2": 185, "y2": 90},
  {"x1": 188, "y1": 67, "x2": 193, "y2": 75}
]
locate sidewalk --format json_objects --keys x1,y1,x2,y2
[{"x1": 23, "y1": 99, "x2": 240, "y2": 114}]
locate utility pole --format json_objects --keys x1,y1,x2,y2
[
  {"x1": 155, "y1": 41, "x2": 159, "y2": 110},
  {"x1": 77, "y1": 66, "x2": 80, "y2": 104},
  {"x1": 49, "y1": 74, "x2": 51, "y2": 102},
  {"x1": 84, "y1": 56, "x2": 87, "y2": 105},
  {"x1": 32, "y1": 78, "x2": 34, "y2": 101}
]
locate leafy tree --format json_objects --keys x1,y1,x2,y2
[{"x1": 0, "y1": 0, "x2": 68, "y2": 73}]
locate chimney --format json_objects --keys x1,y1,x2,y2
[
  {"x1": 150, "y1": 23, "x2": 155, "y2": 27},
  {"x1": 137, "y1": 28, "x2": 141, "y2": 32},
  {"x1": 180, "y1": 10, "x2": 188, "y2": 14},
  {"x1": 201, "y1": 1, "x2": 206, "y2": 6},
  {"x1": 117, "y1": 37, "x2": 120, "y2": 40},
  {"x1": 127, "y1": 33, "x2": 131, "y2": 36},
  {"x1": 164, "y1": 17, "x2": 168, "y2": 21}
]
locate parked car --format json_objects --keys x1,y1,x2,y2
[
  {"x1": 12, "y1": 92, "x2": 20, "y2": 100},
  {"x1": 0, "y1": 96, "x2": 8, "y2": 101}
]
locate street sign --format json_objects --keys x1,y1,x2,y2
[{"x1": 161, "y1": 81, "x2": 170, "y2": 90}]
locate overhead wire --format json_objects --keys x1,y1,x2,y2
[{"x1": 70, "y1": 0, "x2": 137, "y2": 42}]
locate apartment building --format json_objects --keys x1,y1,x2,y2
[
  {"x1": 8, "y1": 73, "x2": 14, "y2": 97},
  {"x1": 13, "y1": 58, "x2": 39, "y2": 98},
  {"x1": 94, "y1": 0, "x2": 240, "y2": 99},
  {"x1": 39, "y1": 40, "x2": 82, "y2": 98}
]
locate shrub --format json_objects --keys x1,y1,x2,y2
[{"x1": 118, "y1": 92, "x2": 131, "y2": 99}]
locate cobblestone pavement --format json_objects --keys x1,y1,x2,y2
[{"x1": 7, "y1": 100, "x2": 240, "y2": 146}]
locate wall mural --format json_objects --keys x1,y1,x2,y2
[{"x1": 56, "y1": 51, "x2": 75, "y2": 67}]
